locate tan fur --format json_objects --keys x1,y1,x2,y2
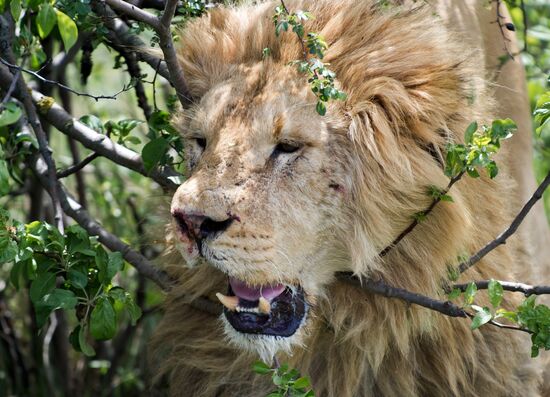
[{"x1": 151, "y1": 1, "x2": 550, "y2": 396}]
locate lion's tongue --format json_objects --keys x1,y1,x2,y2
[{"x1": 229, "y1": 277, "x2": 285, "y2": 301}]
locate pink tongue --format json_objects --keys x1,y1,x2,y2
[{"x1": 229, "y1": 277, "x2": 286, "y2": 301}]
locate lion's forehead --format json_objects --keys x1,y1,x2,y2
[{"x1": 189, "y1": 67, "x2": 331, "y2": 147}]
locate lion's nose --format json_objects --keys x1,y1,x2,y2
[{"x1": 172, "y1": 211, "x2": 234, "y2": 241}]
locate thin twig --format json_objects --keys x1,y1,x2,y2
[
  {"x1": 0, "y1": 69, "x2": 19, "y2": 106},
  {"x1": 380, "y1": 171, "x2": 465, "y2": 256},
  {"x1": 0, "y1": 58, "x2": 135, "y2": 101},
  {"x1": 520, "y1": 0, "x2": 528, "y2": 53},
  {"x1": 152, "y1": 58, "x2": 162, "y2": 111},
  {"x1": 458, "y1": 168, "x2": 550, "y2": 273},
  {"x1": 56, "y1": 152, "x2": 100, "y2": 179},
  {"x1": 464, "y1": 312, "x2": 531, "y2": 334},
  {"x1": 494, "y1": 0, "x2": 515, "y2": 60}
]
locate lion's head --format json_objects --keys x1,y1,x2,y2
[{"x1": 168, "y1": 0, "x2": 488, "y2": 361}]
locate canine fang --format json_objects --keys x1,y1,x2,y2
[
  {"x1": 258, "y1": 297, "x2": 271, "y2": 314},
  {"x1": 216, "y1": 293, "x2": 238, "y2": 311}
]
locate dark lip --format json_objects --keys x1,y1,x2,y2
[{"x1": 223, "y1": 285, "x2": 308, "y2": 337}]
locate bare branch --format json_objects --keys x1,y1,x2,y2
[
  {"x1": 337, "y1": 273, "x2": 467, "y2": 318},
  {"x1": 0, "y1": 22, "x2": 64, "y2": 232},
  {"x1": 92, "y1": 2, "x2": 171, "y2": 81},
  {"x1": 0, "y1": 57, "x2": 135, "y2": 101},
  {"x1": 28, "y1": 89, "x2": 180, "y2": 190},
  {"x1": 157, "y1": 0, "x2": 193, "y2": 106},
  {"x1": 101, "y1": 0, "x2": 192, "y2": 106},
  {"x1": 56, "y1": 152, "x2": 100, "y2": 179},
  {"x1": 454, "y1": 280, "x2": 550, "y2": 297},
  {"x1": 103, "y1": 0, "x2": 160, "y2": 28},
  {"x1": 458, "y1": 168, "x2": 550, "y2": 273}
]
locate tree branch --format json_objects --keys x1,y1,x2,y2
[
  {"x1": 102, "y1": 0, "x2": 192, "y2": 106},
  {"x1": 337, "y1": 274, "x2": 467, "y2": 318},
  {"x1": 93, "y1": 2, "x2": 171, "y2": 81},
  {"x1": 458, "y1": 168, "x2": 550, "y2": 273},
  {"x1": 0, "y1": 20, "x2": 64, "y2": 232},
  {"x1": 27, "y1": 88, "x2": 180, "y2": 190},
  {"x1": 103, "y1": 0, "x2": 160, "y2": 28},
  {"x1": 454, "y1": 280, "x2": 550, "y2": 296}
]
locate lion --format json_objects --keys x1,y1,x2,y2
[{"x1": 151, "y1": 0, "x2": 550, "y2": 396}]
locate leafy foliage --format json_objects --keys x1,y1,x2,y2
[
  {"x1": 445, "y1": 119, "x2": 517, "y2": 179},
  {"x1": 253, "y1": 361, "x2": 315, "y2": 397},
  {"x1": 448, "y1": 279, "x2": 550, "y2": 357},
  {"x1": 272, "y1": 4, "x2": 346, "y2": 115},
  {"x1": 0, "y1": 209, "x2": 141, "y2": 356}
]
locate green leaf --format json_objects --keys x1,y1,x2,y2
[
  {"x1": 97, "y1": 251, "x2": 123, "y2": 284},
  {"x1": 90, "y1": 297, "x2": 117, "y2": 340},
  {"x1": 293, "y1": 377, "x2": 310, "y2": 389},
  {"x1": 315, "y1": 101, "x2": 326, "y2": 116},
  {"x1": 463, "y1": 282, "x2": 477, "y2": 306},
  {"x1": 29, "y1": 272, "x2": 56, "y2": 304},
  {"x1": 464, "y1": 121, "x2": 477, "y2": 144},
  {"x1": 253, "y1": 361, "x2": 272, "y2": 375},
  {"x1": 447, "y1": 288, "x2": 461, "y2": 300},
  {"x1": 0, "y1": 159, "x2": 10, "y2": 196},
  {"x1": 68, "y1": 267, "x2": 88, "y2": 289},
  {"x1": 0, "y1": 102, "x2": 22, "y2": 127},
  {"x1": 79, "y1": 324, "x2": 96, "y2": 356},
  {"x1": 0, "y1": 237, "x2": 17, "y2": 264},
  {"x1": 495, "y1": 308, "x2": 518, "y2": 323},
  {"x1": 35, "y1": 289, "x2": 78, "y2": 327},
  {"x1": 79, "y1": 115, "x2": 104, "y2": 133},
  {"x1": 108, "y1": 287, "x2": 142, "y2": 325},
  {"x1": 36, "y1": 3, "x2": 57, "y2": 39},
  {"x1": 142, "y1": 137, "x2": 169, "y2": 172},
  {"x1": 10, "y1": 0, "x2": 21, "y2": 21},
  {"x1": 56, "y1": 10, "x2": 78, "y2": 51},
  {"x1": 488, "y1": 279, "x2": 503, "y2": 308},
  {"x1": 486, "y1": 160, "x2": 499, "y2": 179},
  {"x1": 471, "y1": 307, "x2": 492, "y2": 330}
]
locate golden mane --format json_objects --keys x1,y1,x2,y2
[{"x1": 151, "y1": 1, "x2": 549, "y2": 396}]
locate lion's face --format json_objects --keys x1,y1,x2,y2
[{"x1": 170, "y1": 65, "x2": 351, "y2": 358}]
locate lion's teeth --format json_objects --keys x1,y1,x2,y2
[
  {"x1": 216, "y1": 293, "x2": 239, "y2": 311},
  {"x1": 258, "y1": 297, "x2": 271, "y2": 314}
]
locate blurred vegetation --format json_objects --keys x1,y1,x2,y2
[{"x1": 508, "y1": 0, "x2": 550, "y2": 218}]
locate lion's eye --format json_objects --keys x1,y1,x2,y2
[
  {"x1": 273, "y1": 142, "x2": 302, "y2": 156},
  {"x1": 194, "y1": 137, "x2": 207, "y2": 150}
]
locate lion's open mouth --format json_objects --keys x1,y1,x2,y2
[{"x1": 216, "y1": 277, "x2": 307, "y2": 337}]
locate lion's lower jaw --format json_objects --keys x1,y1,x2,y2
[{"x1": 220, "y1": 314, "x2": 303, "y2": 363}]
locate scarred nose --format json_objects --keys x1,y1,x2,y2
[{"x1": 172, "y1": 211, "x2": 234, "y2": 241}]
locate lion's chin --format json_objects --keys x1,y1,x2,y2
[{"x1": 221, "y1": 314, "x2": 304, "y2": 363}]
